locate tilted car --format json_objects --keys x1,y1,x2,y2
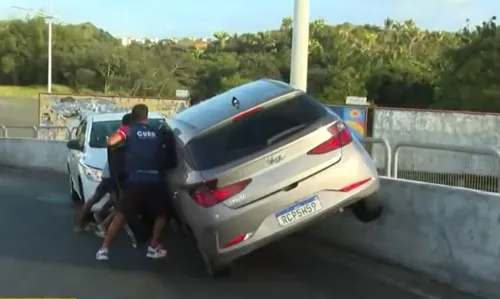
[{"x1": 166, "y1": 79, "x2": 382, "y2": 277}]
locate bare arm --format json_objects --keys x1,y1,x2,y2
[
  {"x1": 107, "y1": 132, "x2": 123, "y2": 146},
  {"x1": 107, "y1": 125, "x2": 128, "y2": 146}
]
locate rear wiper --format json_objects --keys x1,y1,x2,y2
[{"x1": 267, "y1": 124, "x2": 306, "y2": 145}]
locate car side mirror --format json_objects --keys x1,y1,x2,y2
[{"x1": 66, "y1": 139, "x2": 82, "y2": 151}]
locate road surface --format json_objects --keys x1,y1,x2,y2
[{"x1": 0, "y1": 166, "x2": 479, "y2": 299}]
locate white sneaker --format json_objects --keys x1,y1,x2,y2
[
  {"x1": 96, "y1": 248, "x2": 109, "y2": 260},
  {"x1": 94, "y1": 230, "x2": 106, "y2": 238},
  {"x1": 146, "y1": 245, "x2": 167, "y2": 259}
]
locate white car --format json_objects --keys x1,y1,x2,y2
[{"x1": 66, "y1": 112, "x2": 167, "y2": 212}]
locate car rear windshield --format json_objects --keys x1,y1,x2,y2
[
  {"x1": 89, "y1": 118, "x2": 166, "y2": 148},
  {"x1": 186, "y1": 93, "x2": 328, "y2": 170}
]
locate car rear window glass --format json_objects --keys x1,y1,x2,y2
[
  {"x1": 89, "y1": 118, "x2": 165, "y2": 148},
  {"x1": 186, "y1": 93, "x2": 327, "y2": 170}
]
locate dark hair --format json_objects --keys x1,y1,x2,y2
[
  {"x1": 122, "y1": 113, "x2": 132, "y2": 126},
  {"x1": 131, "y1": 104, "x2": 148, "y2": 121}
]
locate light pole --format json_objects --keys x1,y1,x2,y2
[
  {"x1": 12, "y1": 0, "x2": 53, "y2": 93},
  {"x1": 289, "y1": 0, "x2": 310, "y2": 91}
]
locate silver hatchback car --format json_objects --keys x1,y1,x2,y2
[{"x1": 167, "y1": 79, "x2": 381, "y2": 277}]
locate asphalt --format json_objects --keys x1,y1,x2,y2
[{"x1": 0, "y1": 166, "x2": 481, "y2": 299}]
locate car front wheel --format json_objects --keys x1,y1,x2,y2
[{"x1": 68, "y1": 167, "x2": 79, "y2": 202}]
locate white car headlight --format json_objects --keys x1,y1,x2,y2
[{"x1": 79, "y1": 163, "x2": 103, "y2": 182}]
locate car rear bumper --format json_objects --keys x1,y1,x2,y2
[
  {"x1": 199, "y1": 143, "x2": 380, "y2": 265},
  {"x1": 212, "y1": 178, "x2": 379, "y2": 265}
]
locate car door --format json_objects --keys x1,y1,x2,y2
[{"x1": 68, "y1": 120, "x2": 87, "y2": 188}]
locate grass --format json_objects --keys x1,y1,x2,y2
[
  {"x1": 0, "y1": 85, "x2": 99, "y2": 130},
  {"x1": 0, "y1": 84, "x2": 94, "y2": 97},
  {"x1": 0, "y1": 85, "x2": 73, "y2": 133}
]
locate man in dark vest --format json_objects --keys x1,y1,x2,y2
[{"x1": 96, "y1": 104, "x2": 168, "y2": 261}]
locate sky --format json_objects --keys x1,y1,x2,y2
[{"x1": 0, "y1": 0, "x2": 497, "y2": 38}]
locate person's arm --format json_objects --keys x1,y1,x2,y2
[{"x1": 107, "y1": 125, "x2": 129, "y2": 146}]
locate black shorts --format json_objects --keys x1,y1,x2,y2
[
  {"x1": 94, "y1": 178, "x2": 114, "y2": 200},
  {"x1": 118, "y1": 182, "x2": 168, "y2": 219}
]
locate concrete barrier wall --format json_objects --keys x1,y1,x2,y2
[
  {"x1": 0, "y1": 138, "x2": 68, "y2": 173},
  {"x1": 1, "y1": 138, "x2": 498, "y2": 298},
  {"x1": 372, "y1": 109, "x2": 500, "y2": 176},
  {"x1": 305, "y1": 178, "x2": 500, "y2": 299}
]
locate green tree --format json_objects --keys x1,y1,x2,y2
[{"x1": 0, "y1": 14, "x2": 498, "y2": 113}]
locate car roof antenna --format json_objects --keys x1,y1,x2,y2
[{"x1": 231, "y1": 96, "x2": 240, "y2": 109}]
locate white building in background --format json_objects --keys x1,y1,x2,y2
[
  {"x1": 120, "y1": 37, "x2": 160, "y2": 46},
  {"x1": 119, "y1": 36, "x2": 210, "y2": 48}
]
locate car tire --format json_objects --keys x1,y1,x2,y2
[
  {"x1": 351, "y1": 193, "x2": 383, "y2": 223},
  {"x1": 196, "y1": 240, "x2": 232, "y2": 278},
  {"x1": 68, "y1": 166, "x2": 79, "y2": 203},
  {"x1": 77, "y1": 177, "x2": 85, "y2": 203}
]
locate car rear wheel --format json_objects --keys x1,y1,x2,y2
[
  {"x1": 196, "y1": 240, "x2": 232, "y2": 278},
  {"x1": 351, "y1": 193, "x2": 382, "y2": 223}
]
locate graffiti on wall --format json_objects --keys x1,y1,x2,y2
[
  {"x1": 38, "y1": 93, "x2": 189, "y2": 140},
  {"x1": 326, "y1": 105, "x2": 367, "y2": 140}
]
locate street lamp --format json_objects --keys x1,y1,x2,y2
[
  {"x1": 290, "y1": 0, "x2": 310, "y2": 91},
  {"x1": 12, "y1": 0, "x2": 53, "y2": 93}
]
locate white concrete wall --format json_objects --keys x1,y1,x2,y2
[
  {"x1": 372, "y1": 109, "x2": 500, "y2": 176},
  {"x1": 306, "y1": 178, "x2": 500, "y2": 299},
  {"x1": 0, "y1": 138, "x2": 68, "y2": 173}
]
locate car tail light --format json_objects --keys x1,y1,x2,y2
[
  {"x1": 232, "y1": 106, "x2": 264, "y2": 122},
  {"x1": 307, "y1": 122, "x2": 352, "y2": 155},
  {"x1": 190, "y1": 178, "x2": 252, "y2": 208},
  {"x1": 339, "y1": 178, "x2": 372, "y2": 192},
  {"x1": 222, "y1": 232, "x2": 252, "y2": 249}
]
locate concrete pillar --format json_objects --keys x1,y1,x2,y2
[{"x1": 289, "y1": 0, "x2": 310, "y2": 91}]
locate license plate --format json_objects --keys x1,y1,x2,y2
[{"x1": 275, "y1": 196, "x2": 323, "y2": 227}]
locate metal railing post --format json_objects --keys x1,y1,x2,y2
[
  {"x1": 0, "y1": 125, "x2": 6, "y2": 138},
  {"x1": 361, "y1": 137, "x2": 392, "y2": 177},
  {"x1": 32, "y1": 125, "x2": 38, "y2": 138}
]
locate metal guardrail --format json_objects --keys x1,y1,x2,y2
[
  {"x1": 361, "y1": 137, "x2": 392, "y2": 177},
  {"x1": 1, "y1": 127, "x2": 499, "y2": 193},
  {"x1": 0, "y1": 125, "x2": 38, "y2": 138},
  {"x1": 37, "y1": 125, "x2": 72, "y2": 140},
  {"x1": 392, "y1": 142, "x2": 500, "y2": 193},
  {"x1": 0, "y1": 125, "x2": 72, "y2": 139}
]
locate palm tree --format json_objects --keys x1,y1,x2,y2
[
  {"x1": 213, "y1": 31, "x2": 230, "y2": 49},
  {"x1": 255, "y1": 31, "x2": 276, "y2": 52},
  {"x1": 281, "y1": 17, "x2": 293, "y2": 31}
]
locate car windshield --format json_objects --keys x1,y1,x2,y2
[
  {"x1": 186, "y1": 93, "x2": 327, "y2": 170},
  {"x1": 89, "y1": 118, "x2": 166, "y2": 148}
]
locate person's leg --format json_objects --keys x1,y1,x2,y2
[
  {"x1": 75, "y1": 179, "x2": 111, "y2": 232},
  {"x1": 94, "y1": 197, "x2": 115, "y2": 234},
  {"x1": 146, "y1": 185, "x2": 168, "y2": 259},
  {"x1": 96, "y1": 184, "x2": 136, "y2": 260},
  {"x1": 101, "y1": 210, "x2": 116, "y2": 228}
]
